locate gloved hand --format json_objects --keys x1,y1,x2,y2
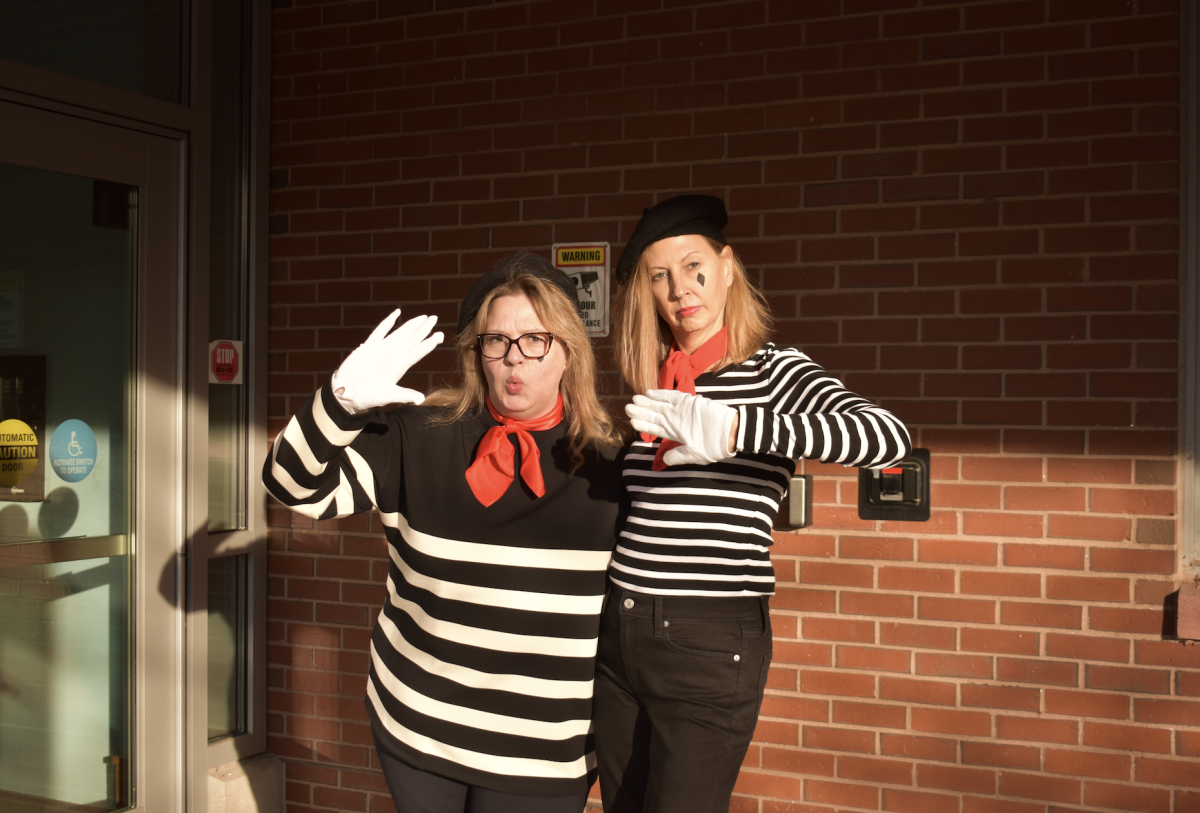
[
  {"x1": 626, "y1": 389, "x2": 737, "y2": 467},
  {"x1": 330, "y1": 310, "x2": 443, "y2": 414}
]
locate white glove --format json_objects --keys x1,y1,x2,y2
[
  {"x1": 626, "y1": 389, "x2": 737, "y2": 467},
  {"x1": 330, "y1": 310, "x2": 443, "y2": 414}
]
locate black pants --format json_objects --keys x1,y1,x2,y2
[
  {"x1": 373, "y1": 736, "x2": 590, "y2": 813},
  {"x1": 593, "y1": 589, "x2": 773, "y2": 813}
]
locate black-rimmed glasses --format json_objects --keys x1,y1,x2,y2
[{"x1": 477, "y1": 332, "x2": 557, "y2": 360}]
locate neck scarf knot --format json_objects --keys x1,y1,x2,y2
[
  {"x1": 644, "y1": 327, "x2": 728, "y2": 471},
  {"x1": 466, "y1": 394, "x2": 564, "y2": 507}
]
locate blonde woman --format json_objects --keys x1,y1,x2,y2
[
  {"x1": 264, "y1": 254, "x2": 624, "y2": 813},
  {"x1": 594, "y1": 195, "x2": 911, "y2": 813}
]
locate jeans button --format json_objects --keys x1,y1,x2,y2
[
  {"x1": 734, "y1": 655, "x2": 741, "y2": 662},
  {"x1": 623, "y1": 598, "x2": 634, "y2": 609}
]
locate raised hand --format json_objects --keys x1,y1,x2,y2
[
  {"x1": 626, "y1": 389, "x2": 737, "y2": 467},
  {"x1": 331, "y1": 310, "x2": 443, "y2": 414}
]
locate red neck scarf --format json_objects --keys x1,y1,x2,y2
[
  {"x1": 466, "y1": 394, "x2": 564, "y2": 507},
  {"x1": 644, "y1": 327, "x2": 728, "y2": 471}
]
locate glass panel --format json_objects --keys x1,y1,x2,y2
[
  {"x1": 207, "y1": 0, "x2": 251, "y2": 533},
  {"x1": 0, "y1": 164, "x2": 135, "y2": 810},
  {"x1": 207, "y1": 555, "x2": 247, "y2": 741},
  {"x1": 0, "y1": 0, "x2": 186, "y2": 105}
]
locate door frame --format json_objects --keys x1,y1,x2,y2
[
  {"x1": 0, "y1": 99, "x2": 186, "y2": 812},
  {"x1": 0, "y1": 1, "x2": 274, "y2": 809}
]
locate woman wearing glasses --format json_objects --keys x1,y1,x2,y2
[
  {"x1": 264, "y1": 253, "x2": 624, "y2": 813},
  {"x1": 594, "y1": 195, "x2": 911, "y2": 813}
]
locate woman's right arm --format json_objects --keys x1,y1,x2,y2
[
  {"x1": 262, "y1": 382, "x2": 387, "y2": 521},
  {"x1": 262, "y1": 309, "x2": 441, "y2": 520}
]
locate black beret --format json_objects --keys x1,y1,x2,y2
[
  {"x1": 615, "y1": 194, "x2": 728, "y2": 284},
  {"x1": 457, "y1": 252, "x2": 579, "y2": 334}
]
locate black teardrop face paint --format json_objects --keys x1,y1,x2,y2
[{"x1": 697, "y1": 273, "x2": 706, "y2": 287}]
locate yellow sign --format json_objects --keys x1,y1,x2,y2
[
  {"x1": 0, "y1": 418, "x2": 38, "y2": 487},
  {"x1": 556, "y1": 246, "x2": 606, "y2": 267}
]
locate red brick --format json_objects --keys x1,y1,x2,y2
[
  {"x1": 1002, "y1": 602, "x2": 1083, "y2": 630},
  {"x1": 917, "y1": 652, "x2": 993, "y2": 679},
  {"x1": 803, "y1": 726, "x2": 875, "y2": 754},
  {"x1": 997, "y1": 716, "x2": 1079, "y2": 745},
  {"x1": 1090, "y1": 548, "x2": 1174, "y2": 574},
  {"x1": 1085, "y1": 783, "x2": 1172, "y2": 813},
  {"x1": 881, "y1": 733, "x2": 958, "y2": 763},
  {"x1": 961, "y1": 684, "x2": 1040, "y2": 713},
  {"x1": 913, "y1": 708, "x2": 991, "y2": 737},
  {"x1": 1090, "y1": 606, "x2": 1166, "y2": 634},
  {"x1": 1136, "y1": 757, "x2": 1200, "y2": 789}
]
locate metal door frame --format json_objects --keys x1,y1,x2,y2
[
  {"x1": 0, "y1": 1, "x2": 273, "y2": 809},
  {"x1": 0, "y1": 98, "x2": 185, "y2": 812}
]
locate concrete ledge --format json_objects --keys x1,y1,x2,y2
[{"x1": 208, "y1": 754, "x2": 285, "y2": 813}]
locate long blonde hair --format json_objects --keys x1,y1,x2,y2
[
  {"x1": 424, "y1": 258, "x2": 623, "y2": 465},
  {"x1": 614, "y1": 238, "x2": 773, "y2": 395}
]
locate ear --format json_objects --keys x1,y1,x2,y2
[{"x1": 719, "y1": 244, "x2": 735, "y2": 285}]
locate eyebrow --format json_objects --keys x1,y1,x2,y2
[{"x1": 647, "y1": 251, "x2": 704, "y2": 271}]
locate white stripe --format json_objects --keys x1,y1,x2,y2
[
  {"x1": 617, "y1": 532, "x2": 771, "y2": 554},
  {"x1": 311, "y1": 390, "x2": 362, "y2": 447},
  {"x1": 617, "y1": 547, "x2": 775, "y2": 568},
  {"x1": 334, "y1": 470, "x2": 356, "y2": 517},
  {"x1": 367, "y1": 682, "x2": 593, "y2": 780},
  {"x1": 345, "y1": 446, "x2": 379, "y2": 509},
  {"x1": 282, "y1": 418, "x2": 324, "y2": 477},
  {"x1": 624, "y1": 515, "x2": 774, "y2": 542},
  {"x1": 629, "y1": 500, "x2": 771, "y2": 520},
  {"x1": 626, "y1": 449, "x2": 792, "y2": 478},
  {"x1": 267, "y1": 432, "x2": 319, "y2": 500},
  {"x1": 370, "y1": 643, "x2": 592, "y2": 739},
  {"x1": 623, "y1": 466, "x2": 786, "y2": 495},
  {"x1": 626, "y1": 484, "x2": 780, "y2": 507},
  {"x1": 386, "y1": 578, "x2": 598, "y2": 658},
  {"x1": 379, "y1": 511, "x2": 613, "y2": 572},
  {"x1": 387, "y1": 541, "x2": 604, "y2": 616},
  {"x1": 374, "y1": 609, "x2": 593, "y2": 699}
]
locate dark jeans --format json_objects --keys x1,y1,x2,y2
[
  {"x1": 373, "y1": 735, "x2": 590, "y2": 813},
  {"x1": 593, "y1": 589, "x2": 773, "y2": 813}
]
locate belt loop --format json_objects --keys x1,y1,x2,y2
[
  {"x1": 759, "y1": 596, "x2": 771, "y2": 634},
  {"x1": 653, "y1": 597, "x2": 664, "y2": 639}
]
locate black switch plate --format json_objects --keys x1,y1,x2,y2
[{"x1": 858, "y1": 448, "x2": 931, "y2": 522}]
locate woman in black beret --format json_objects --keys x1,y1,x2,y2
[
  {"x1": 264, "y1": 253, "x2": 625, "y2": 813},
  {"x1": 594, "y1": 195, "x2": 912, "y2": 812}
]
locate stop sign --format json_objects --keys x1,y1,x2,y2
[{"x1": 211, "y1": 341, "x2": 239, "y2": 383}]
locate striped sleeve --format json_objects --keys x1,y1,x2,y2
[
  {"x1": 732, "y1": 348, "x2": 911, "y2": 469},
  {"x1": 262, "y1": 383, "x2": 389, "y2": 520}
]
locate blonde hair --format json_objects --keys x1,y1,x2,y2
[
  {"x1": 424, "y1": 256, "x2": 623, "y2": 466},
  {"x1": 613, "y1": 238, "x2": 773, "y2": 395}
]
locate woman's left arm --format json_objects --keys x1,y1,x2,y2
[{"x1": 733, "y1": 349, "x2": 911, "y2": 468}]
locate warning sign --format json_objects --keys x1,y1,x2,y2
[
  {"x1": 553, "y1": 242, "x2": 609, "y2": 338},
  {"x1": 0, "y1": 418, "x2": 38, "y2": 488},
  {"x1": 209, "y1": 340, "x2": 243, "y2": 385}
]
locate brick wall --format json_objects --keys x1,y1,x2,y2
[{"x1": 266, "y1": 1, "x2": 1193, "y2": 810}]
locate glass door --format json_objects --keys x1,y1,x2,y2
[{"x1": 0, "y1": 100, "x2": 182, "y2": 812}]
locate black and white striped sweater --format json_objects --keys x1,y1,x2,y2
[
  {"x1": 612, "y1": 343, "x2": 911, "y2": 597},
  {"x1": 263, "y1": 383, "x2": 623, "y2": 796}
]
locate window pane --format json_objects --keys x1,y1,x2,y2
[
  {"x1": 207, "y1": 555, "x2": 247, "y2": 741},
  {"x1": 0, "y1": 163, "x2": 136, "y2": 810},
  {"x1": 207, "y1": 0, "x2": 251, "y2": 533},
  {"x1": 0, "y1": 0, "x2": 186, "y2": 105}
]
